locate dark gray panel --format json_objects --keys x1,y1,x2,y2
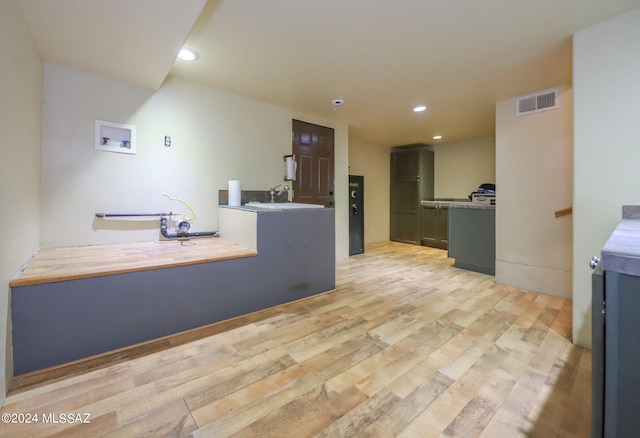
[
  {"x1": 591, "y1": 265, "x2": 604, "y2": 438},
  {"x1": 604, "y1": 272, "x2": 640, "y2": 437},
  {"x1": 448, "y1": 207, "x2": 495, "y2": 275},
  {"x1": 349, "y1": 175, "x2": 364, "y2": 256}
]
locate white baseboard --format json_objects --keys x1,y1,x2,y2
[{"x1": 495, "y1": 260, "x2": 572, "y2": 299}]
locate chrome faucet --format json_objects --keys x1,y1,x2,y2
[{"x1": 269, "y1": 184, "x2": 290, "y2": 202}]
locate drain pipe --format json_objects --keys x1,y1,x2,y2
[
  {"x1": 159, "y1": 217, "x2": 219, "y2": 239},
  {"x1": 95, "y1": 212, "x2": 171, "y2": 218},
  {"x1": 95, "y1": 212, "x2": 219, "y2": 239}
]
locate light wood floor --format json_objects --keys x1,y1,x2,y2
[{"x1": 1, "y1": 241, "x2": 590, "y2": 437}]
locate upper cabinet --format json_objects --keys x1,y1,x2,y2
[
  {"x1": 391, "y1": 148, "x2": 420, "y2": 181},
  {"x1": 390, "y1": 146, "x2": 434, "y2": 245}
]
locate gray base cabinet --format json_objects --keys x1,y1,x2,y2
[
  {"x1": 447, "y1": 205, "x2": 495, "y2": 275},
  {"x1": 421, "y1": 203, "x2": 448, "y2": 249},
  {"x1": 593, "y1": 267, "x2": 640, "y2": 438},
  {"x1": 592, "y1": 206, "x2": 640, "y2": 438}
]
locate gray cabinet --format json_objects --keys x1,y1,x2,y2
[
  {"x1": 592, "y1": 206, "x2": 640, "y2": 438},
  {"x1": 447, "y1": 204, "x2": 495, "y2": 275},
  {"x1": 421, "y1": 203, "x2": 448, "y2": 249},
  {"x1": 390, "y1": 147, "x2": 434, "y2": 245}
]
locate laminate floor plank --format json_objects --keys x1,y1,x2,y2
[{"x1": 1, "y1": 242, "x2": 590, "y2": 437}]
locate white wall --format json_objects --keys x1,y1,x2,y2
[
  {"x1": 348, "y1": 138, "x2": 390, "y2": 244},
  {"x1": 495, "y1": 85, "x2": 573, "y2": 300},
  {"x1": 0, "y1": 0, "x2": 43, "y2": 405},
  {"x1": 433, "y1": 137, "x2": 495, "y2": 199},
  {"x1": 40, "y1": 65, "x2": 349, "y2": 260},
  {"x1": 572, "y1": 8, "x2": 640, "y2": 348}
]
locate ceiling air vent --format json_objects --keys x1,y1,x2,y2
[{"x1": 516, "y1": 88, "x2": 559, "y2": 116}]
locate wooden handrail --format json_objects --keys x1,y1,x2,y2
[{"x1": 555, "y1": 207, "x2": 573, "y2": 218}]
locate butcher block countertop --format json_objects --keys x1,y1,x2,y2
[{"x1": 11, "y1": 238, "x2": 257, "y2": 287}]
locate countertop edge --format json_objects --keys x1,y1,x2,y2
[
  {"x1": 220, "y1": 205, "x2": 331, "y2": 212},
  {"x1": 602, "y1": 212, "x2": 640, "y2": 276},
  {"x1": 447, "y1": 202, "x2": 495, "y2": 210},
  {"x1": 420, "y1": 198, "x2": 469, "y2": 205}
]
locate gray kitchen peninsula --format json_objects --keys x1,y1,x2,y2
[
  {"x1": 11, "y1": 205, "x2": 335, "y2": 375},
  {"x1": 448, "y1": 202, "x2": 496, "y2": 275}
]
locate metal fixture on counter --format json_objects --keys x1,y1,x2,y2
[
  {"x1": 95, "y1": 212, "x2": 219, "y2": 240},
  {"x1": 95, "y1": 193, "x2": 219, "y2": 240},
  {"x1": 159, "y1": 217, "x2": 218, "y2": 240},
  {"x1": 176, "y1": 220, "x2": 191, "y2": 232},
  {"x1": 269, "y1": 184, "x2": 290, "y2": 202},
  {"x1": 95, "y1": 212, "x2": 169, "y2": 218}
]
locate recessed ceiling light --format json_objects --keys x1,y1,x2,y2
[
  {"x1": 433, "y1": 135, "x2": 443, "y2": 140},
  {"x1": 413, "y1": 105, "x2": 427, "y2": 112},
  {"x1": 178, "y1": 48, "x2": 199, "y2": 61}
]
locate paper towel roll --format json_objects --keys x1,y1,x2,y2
[
  {"x1": 228, "y1": 180, "x2": 241, "y2": 206},
  {"x1": 285, "y1": 156, "x2": 297, "y2": 180}
]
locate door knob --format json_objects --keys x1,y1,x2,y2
[{"x1": 589, "y1": 256, "x2": 600, "y2": 269}]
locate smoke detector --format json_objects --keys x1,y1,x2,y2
[{"x1": 332, "y1": 99, "x2": 345, "y2": 109}]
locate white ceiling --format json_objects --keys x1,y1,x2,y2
[
  {"x1": 18, "y1": 0, "x2": 208, "y2": 89},
  {"x1": 19, "y1": 0, "x2": 640, "y2": 146}
]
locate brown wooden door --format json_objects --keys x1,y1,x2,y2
[{"x1": 292, "y1": 119, "x2": 335, "y2": 207}]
